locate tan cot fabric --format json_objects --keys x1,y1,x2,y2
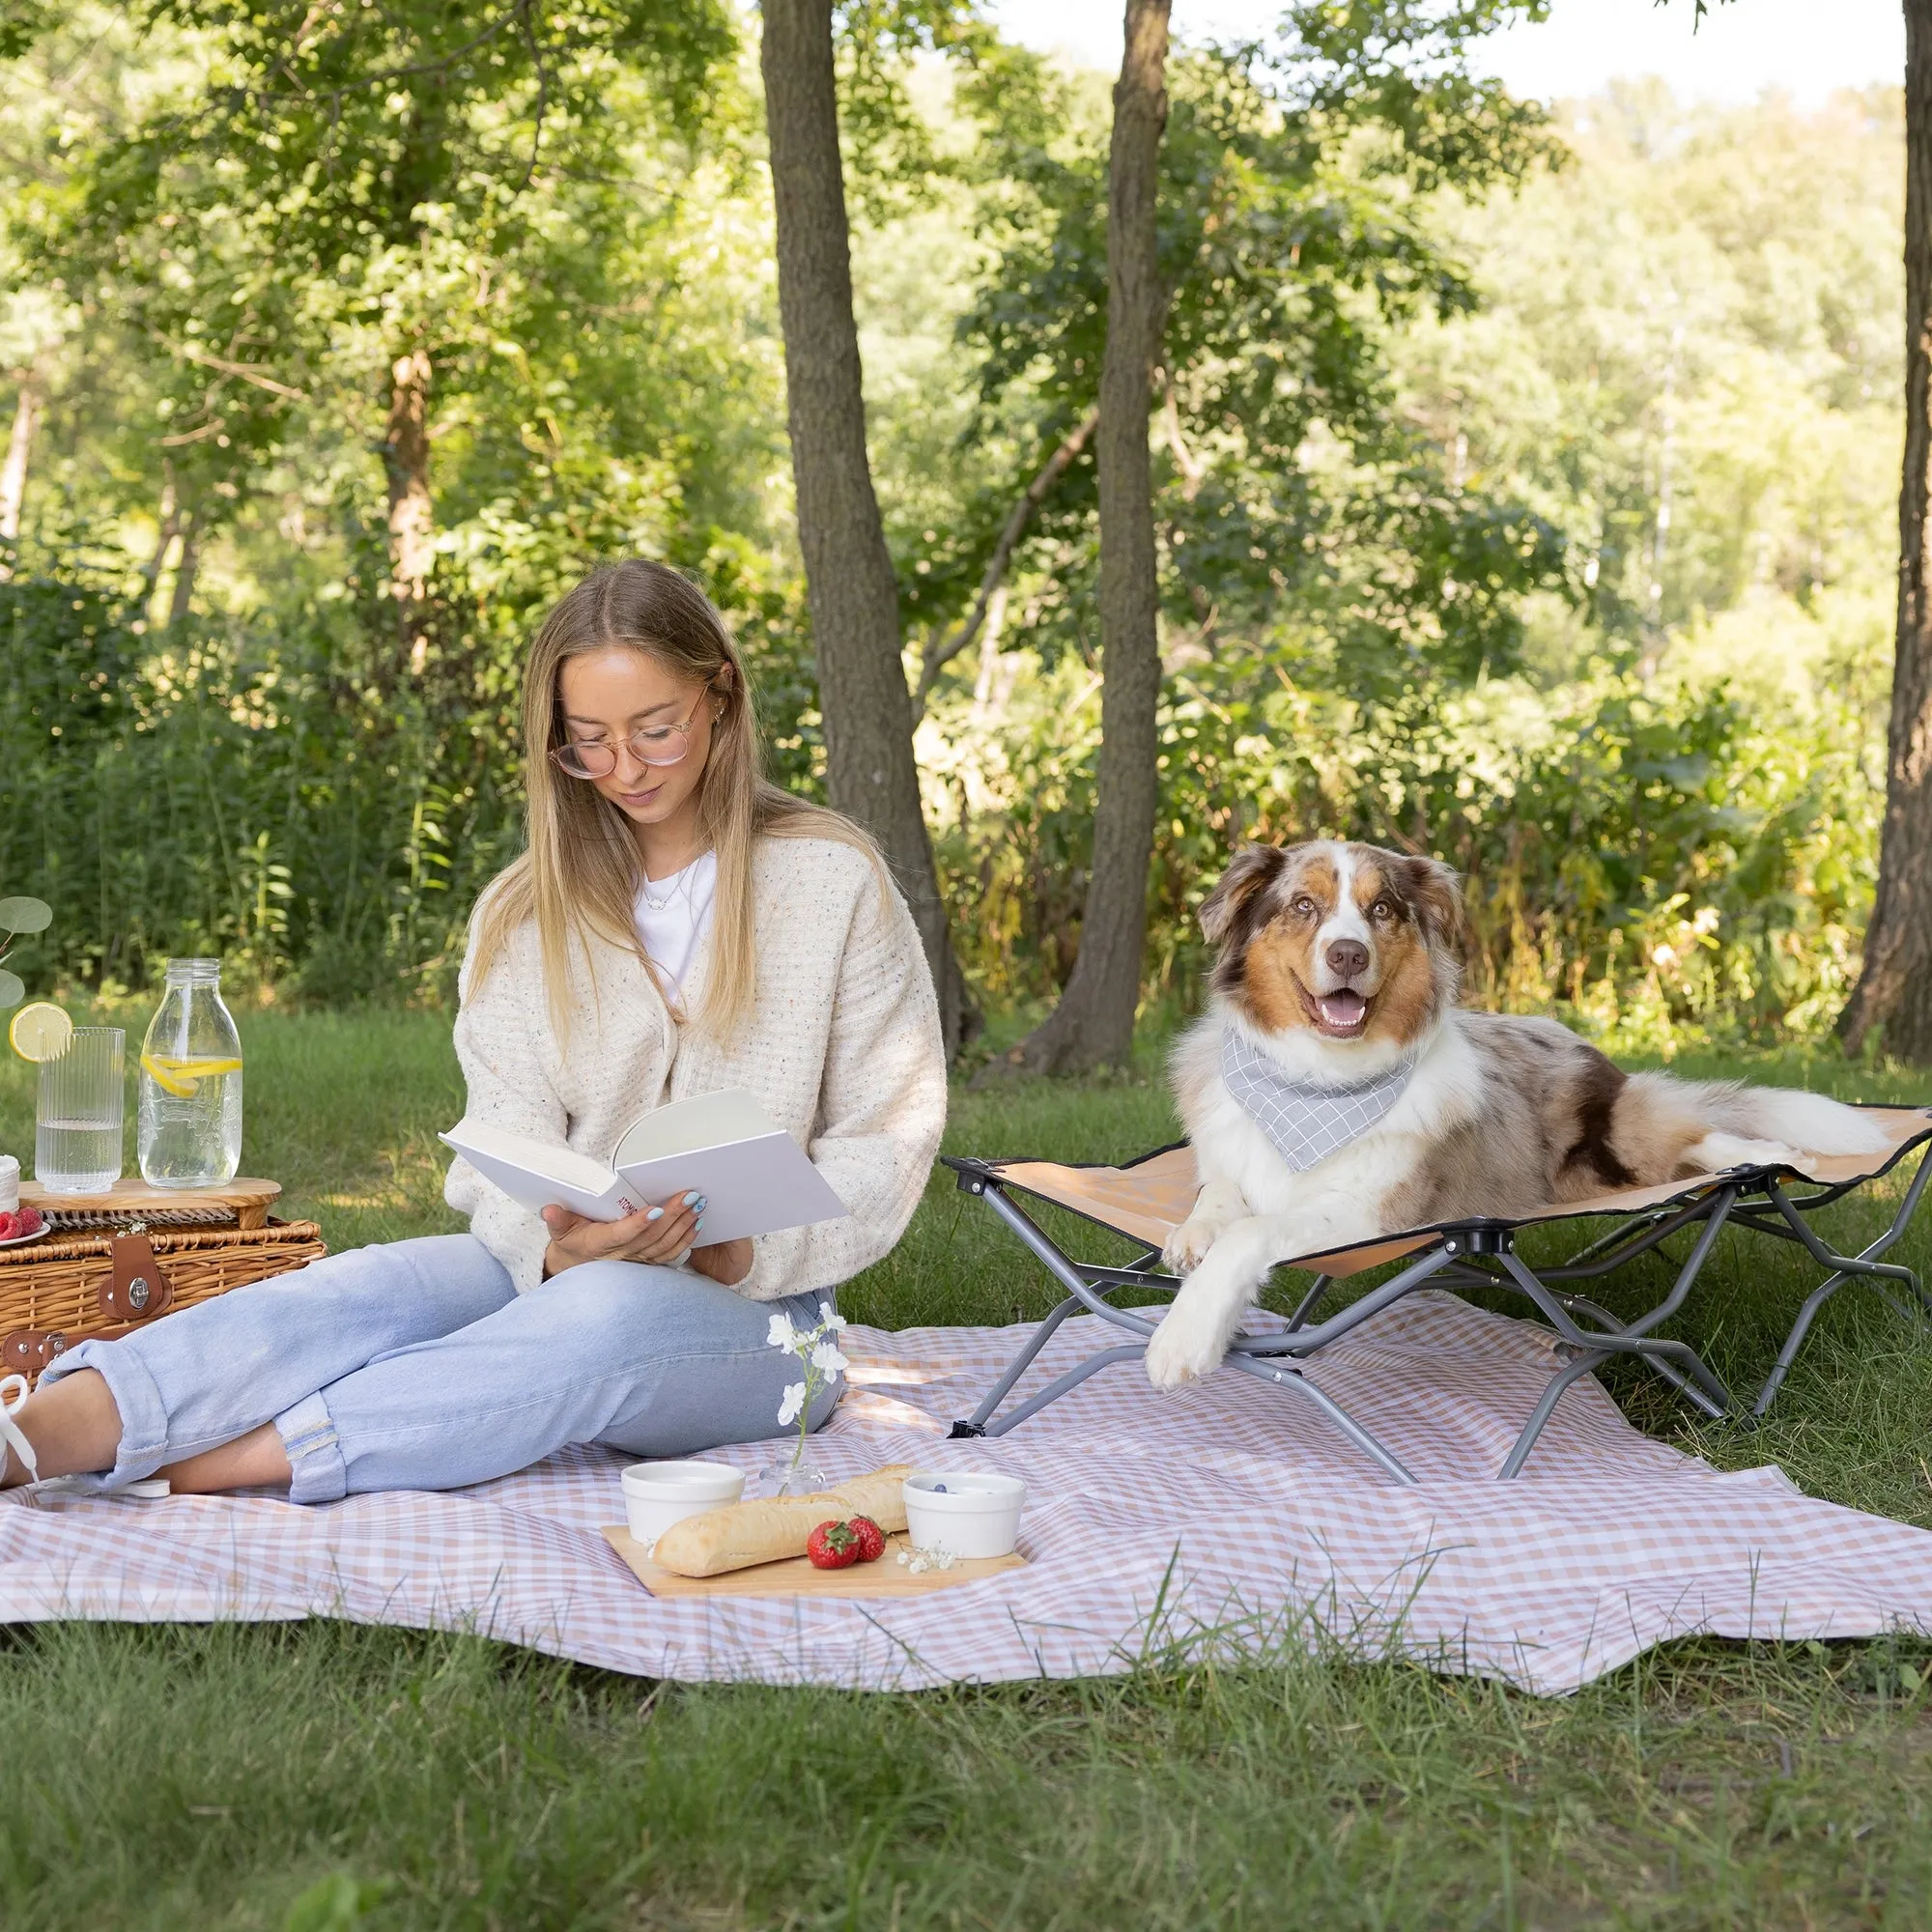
[{"x1": 992, "y1": 1105, "x2": 1932, "y2": 1279}]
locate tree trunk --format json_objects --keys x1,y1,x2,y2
[
  {"x1": 759, "y1": 0, "x2": 973, "y2": 1055},
  {"x1": 0, "y1": 371, "x2": 41, "y2": 577},
  {"x1": 167, "y1": 508, "x2": 200, "y2": 626},
  {"x1": 384, "y1": 346, "x2": 435, "y2": 678},
  {"x1": 998, "y1": 0, "x2": 1171, "y2": 1077},
  {"x1": 141, "y1": 463, "x2": 181, "y2": 598},
  {"x1": 1841, "y1": 0, "x2": 1932, "y2": 1060}
]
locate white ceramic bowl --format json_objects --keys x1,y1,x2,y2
[
  {"x1": 621, "y1": 1460, "x2": 745, "y2": 1546},
  {"x1": 901, "y1": 1470, "x2": 1025, "y2": 1560}
]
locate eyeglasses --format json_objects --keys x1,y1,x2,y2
[{"x1": 551, "y1": 683, "x2": 720, "y2": 781}]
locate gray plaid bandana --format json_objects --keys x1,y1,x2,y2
[{"x1": 1220, "y1": 1027, "x2": 1418, "y2": 1172}]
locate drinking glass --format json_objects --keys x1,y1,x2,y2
[{"x1": 36, "y1": 1027, "x2": 125, "y2": 1194}]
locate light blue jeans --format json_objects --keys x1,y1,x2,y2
[{"x1": 38, "y1": 1235, "x2": 840, "y2": 1503}]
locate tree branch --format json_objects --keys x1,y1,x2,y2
[
  {"x1": 156, "y1": 335, "x2": 306, "y2": 401},
  {"x1": 910, "y1": 403, "x2": 1098, "y2": 721},
  {"x1": 1162, "y1": 376, "x2": 1205, "y2": 498}
]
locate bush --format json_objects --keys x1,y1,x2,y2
[{"x1": 927, "y1": 642, "x2": 1878, "y2": 1055}]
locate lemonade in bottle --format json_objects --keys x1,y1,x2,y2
[{"x1": 138, "y1": 957, "x2": 243, "y2": 1186}]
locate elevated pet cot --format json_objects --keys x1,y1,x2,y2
[{"x1": 942, "y1": 1107, "x2": 1932, "y2": 1483}]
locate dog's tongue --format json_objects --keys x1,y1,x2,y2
[{"x1": 1319, "y1": 990, "x2": 1367, "y2": 1031}]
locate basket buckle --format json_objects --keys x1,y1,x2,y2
[
  {"x1": 99, "y1": 1233, "x2": 175, "y2": 1324},
  {"x1": 2, "y1": 1330, "x2": 66, "y2": 1374}
]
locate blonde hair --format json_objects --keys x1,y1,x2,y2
[{"x1": 467, "y1": 558, "x2": 880, "y2": 1041}]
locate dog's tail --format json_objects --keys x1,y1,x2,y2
[{"x1": 1619, "y1": 1071, "x2": 1891, "y2": 1170}]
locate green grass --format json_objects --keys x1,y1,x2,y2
[{"x1": 8, "y1": 1015, "x2": 1932, "y2": 1927}]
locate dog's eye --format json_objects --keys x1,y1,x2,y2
[
  {"x1": 1291, "y1": 895, "x2": 1318, "y2": 918},
  {"x1": 1370, "y1": 898, "x2": 1396, "y2": 923}
]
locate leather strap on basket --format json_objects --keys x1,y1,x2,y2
[
  {"x1": 1, "y1": 1330, "x2": 66, "y2": 1374},
  {"x1": 99, "y1": 1233, "x2": 175, "y2": 1324}
]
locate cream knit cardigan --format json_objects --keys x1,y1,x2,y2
[{"x1": 443, "y1": 835, "x2": 948, "y2": 1301}]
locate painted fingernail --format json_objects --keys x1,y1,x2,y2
[
  {"x1": 694, "y1": 1213, "x2": 705, "y2": 1232},
  {"x1": 683, "y1": 1192, "x2": 701, "y2": 1208},
  {"x1": 646, "y1": 1208, "x2": 664, "y2": 1222},
  {"x1": 695, "y1": 1196, "x2": 708, "y2": 1210}
]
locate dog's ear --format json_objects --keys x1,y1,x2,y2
[
  {"x1": 1395, "y1": 854, "x2": 1467, "y2": 952},
  {"x1": 1199, "y1": 844, "x2": 1287, "y2": 946}
]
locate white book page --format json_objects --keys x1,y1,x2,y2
[
  {"x1": 611, "y1": 1088, "x2": 781, "y2": 1164},
  {"x1": 612, "y1": 1090, "x2": 848, "y2": 1245},
  {"x1": 440, "y1": 1119, "x2": 642, "y2": 1223}
]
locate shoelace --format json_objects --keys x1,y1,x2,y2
[{"x1": 0, "y1": 1372, "x2": 40, "y2": 1489}]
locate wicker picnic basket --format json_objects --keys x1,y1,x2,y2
[{"x1": 0, "y1": 1179, "x2": 327, "y2": 1381}]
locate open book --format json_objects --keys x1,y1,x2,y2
[{"x1": 440, "y1": 1089, "x2": 849, "y2": 1247}]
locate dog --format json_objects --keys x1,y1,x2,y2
[{"x1": 1145, "y1": 838, "x2": 1892, "y2": 1391}]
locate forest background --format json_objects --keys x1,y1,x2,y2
[{"x1": 0, "y1": 3, "x2": 1900, "y2": 1063}]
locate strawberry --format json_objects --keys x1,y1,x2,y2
[
  {"x1": 0, "y1": 1211, "x2": 19, "y2": 1240},
  {"x1": 806, "y1": 1520, "x2": 861, "y2": 1569},
  {"x1": 847, "y1": 1516, "x2": 886, "y2": 1563},
  {"x1": 15, "y1": 1208, "x2": 38, "y2": 1235}
]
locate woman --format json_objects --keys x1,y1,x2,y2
[{"x1": 0, "y1": 561, "x2": 947, "y2": 1500}]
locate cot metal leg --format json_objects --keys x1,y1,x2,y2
[
  {"x1": 970, "y1": 1183, "x2": 1163, "y2": 1335},
  {"x1": 1767, "y1": 1157, "x2": 1932, "y2": 1307},
  {"x1": 1283, "y1": 1273, "x2": 1333, "y2": 1333},
  {"x1": 951, "y1": 1292, "x2": 1086, "y2": 1437},
  {"x1": 1237, "y1": 1240, "x2": 1464, "y2": 1358},
  {"x1": 1747, "y1": 1150, "x2": 1932, "y2": 1416},
  {"x1": 1223, "y1": 1351, "x2": 1418, "y2": 1484},
  {"x1": 1545, "y1": 1290, "x2": 1716, "y2": 1413},
  {"x1": 958, "y1": 1344, "x2": 1150, "y2": 1438},
  {"x1": 1488, "y1": 1195, "x2": 1742, "y2": 1475},
  {"x1": 1540, "y1": 1195, "x2": 1731, "y2": 1287},
  {"x1": 1496, "y1": 1350, "x2": 1613, "y2": 1480},
  {"x1": 1751, "y1": 1274, "x2": 1856, "y2": 1419},
  {"x1": 952, "y1": 1179, "x2": 1458, "y2": 1468}
]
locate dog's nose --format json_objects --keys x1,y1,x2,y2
[{"x1": 1325, "y1": 938, "x2": 1369, "y2": 980}]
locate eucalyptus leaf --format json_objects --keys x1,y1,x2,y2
[
  {"x1": 0, "y1": 897, "x2": 51, "y2": 935},
  {"x1": 0, "y1": 970, "x2": 26, "y2": 1011}
]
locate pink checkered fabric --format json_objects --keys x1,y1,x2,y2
[{"x1": 3, "y1": 1293, "x2": 1929, "y2": 1696}]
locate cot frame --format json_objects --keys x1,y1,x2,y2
[{"x1": 940, "y1": 1123, "x2": 1932, "y2": 1484}]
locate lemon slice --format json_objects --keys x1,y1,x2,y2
[
  {"x1": 9, "y1": 1003, "x2": 71, "y2": 1064},
  {"x1": 140, "y1": 1053, "x2": 197, "y2": 1097},
  {"x1": 142, "y1": 1054, "x2": 242, "y2": 1095}
]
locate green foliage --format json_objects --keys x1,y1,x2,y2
[
  {"x1": 898, "y1": 80, "x2": 1900, "y2": 1054},
  {"x1": 929, "y1": 646, "x2": 1875, "y2": 1054},
  {"x1": 0, "y1": 3, "x2": 1904, "y2": 1056},
  {"x1": 0, "y1": 552, "x2": 814, "y2": 1003},
  {"x1": 923, "y1": 25, "x2": 1567, "y2": 692}
]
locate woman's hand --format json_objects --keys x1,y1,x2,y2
[
  {"x1": 541, "y1": 1192, "x2": 703, "y2": 1277},
  {"x1": 688, "y1": 1237, "x2": 753, "y2": 1288}
]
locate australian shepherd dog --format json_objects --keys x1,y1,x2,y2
[{"x1": 1147, "y1": 838, "x2": 1889, "y2": 1391}]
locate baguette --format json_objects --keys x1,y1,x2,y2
[{"x1": 650, "y1": 1463, "x2": 912, "y2": 1577}]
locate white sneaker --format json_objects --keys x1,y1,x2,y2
[{"x1": 0, "y1": 1372, "x2": 40, "y2": 1491}]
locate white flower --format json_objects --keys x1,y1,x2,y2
[
  {"x1": 818, "y1": 1302, "x2": 848, "y2": 1333},
  {"x1": 898, "y1": 1541, "x2": 957, "y2": 1575},
  {"x1": 766, "y1": 1312, "x2": 800, "y2": 1354},
  {"x1": 809, "y1": 1340, "x2": 848, "y2": 1377},
  {"x1": 777, "y1": 1380, "x2": 807, "y2": 1428}
]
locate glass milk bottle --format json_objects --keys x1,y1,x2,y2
[{"x1": 137, "y1": 958, "x2": 243, "y2": 1187}]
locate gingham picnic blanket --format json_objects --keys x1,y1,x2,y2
[{"x1": 4, "y1": 1292, "x2": 1932, "y2": 1696}]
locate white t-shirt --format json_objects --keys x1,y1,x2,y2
[{"x1": 634, "y1": 850, "x2": 718, "y2": 1002}]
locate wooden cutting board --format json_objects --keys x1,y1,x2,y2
[
  {"x1": 602, "y1": 1525, "x2": 1026, "y2": 1599},
  {"x1": 20, "y1": 1177, "x2": 281, "y2": 1228}
]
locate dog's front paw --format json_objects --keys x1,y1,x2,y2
[
  {"x1": 1161, "y1": 1215, "x2": 1225, "y2": 1276},
  {"x1": 1144, "y1": 1298, "x2": 1234, "y2": 1389}
]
